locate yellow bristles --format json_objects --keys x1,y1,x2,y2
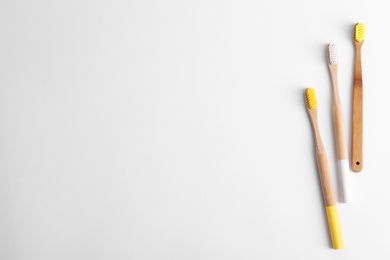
[
  {"x1": 354, "y1": 23, "x2": 365, "y2": 43},
  {"x1": 305, "y1": 88, "x2": 317, "y2": 110}
]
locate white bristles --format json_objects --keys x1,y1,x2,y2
[{"x1": 328, "y1": 43, "x2": 338, "y2": 65}]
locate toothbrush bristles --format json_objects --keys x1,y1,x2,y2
[{"x1": 328, "y1": 43, "x2": 338, "y2": 65}]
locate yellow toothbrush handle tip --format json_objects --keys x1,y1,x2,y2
[{"x1": 326, "y1": 206, "x2": 344, "y2": 249}]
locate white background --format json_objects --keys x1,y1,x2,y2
[{"x1": 0, "y1": 0, "x2": 389, "y2": 259}]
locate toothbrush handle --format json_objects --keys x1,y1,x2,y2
[
  {"x1": 333, "y1": 103, "x2": 350, "y2": 202},
  {"x1": 352, "y1": 45, "x2": 363, "y2": 172},
  {"x1": 333, "y1": 103, "x2": 348, "y2": 160},
  {"x1": 315, "y1": 148, "x2": 336, "y2": 207},
  {"x1": 316, "y1": 148, "x2": 344, "y2": 249},
  {"x1": 326, "y1": 205, "x2": 344, "y2": 249}
]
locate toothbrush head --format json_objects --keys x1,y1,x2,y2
[
  {"x1": 354, "y1": 23, "x2": 365, "y2": 43},
  {"x1": 305, "y1": 88, "x2": 317, "y2": 110},
  {"x1": 328, "y1": 43, "x2": 338, "y2": 65}
]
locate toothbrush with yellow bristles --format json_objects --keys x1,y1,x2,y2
[
  {"x1": 305, "y1": 88, "x2": 344, "y2": 250},
  {"x1": 352, "y1": 23, "x2": 365, "y2": 172},
  {"x1": 327, "y1": 43, "x2": 351, "y2": 203}
]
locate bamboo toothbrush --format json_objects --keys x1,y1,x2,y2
[
  {"x1": 305, "y1": 88, "x2": 344, "y2": 250},
  {"x1": 327, "y1": 43, "x2": 350, "y2": 203},
  {"x1": 352, "y1": 23, "x2": 365, "y2": 172}
]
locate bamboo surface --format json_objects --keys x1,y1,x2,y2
[
  {"x1": 328, "y1": 65, "x2": 348, "y2": 161},
  {"x1": 307, "y1": 109, "x2": 336, "y2": 207},
  {"x1": 352, "y1": 40, "x2": 363, "y2": 172}
]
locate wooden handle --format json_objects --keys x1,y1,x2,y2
[
  {"x1": 309, "y1": 110, "x2": 336, "y2": 207},
  {"x1": 333, "y1": 103, "x2": 348, "y2": 160},
  {"x1": 329, "y1": 66, "x2": 348, "y2": 161},
  {"x1": 316, "y1": 148, "x2": 336, "y2": 207},
  {"x1": 308, "y1": 107, "x2": 342, "y2": 248},
  {"x1": 352, "y1": 44, "x2": 363, "y2": 172}
]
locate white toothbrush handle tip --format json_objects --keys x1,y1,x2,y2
[{"x1": 338, "y1": 160, "x2": 351, "y2": 203}]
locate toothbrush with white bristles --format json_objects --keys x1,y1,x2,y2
[{"x1": 327, "y1": 43, "x2": 351, "y2": 203}]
